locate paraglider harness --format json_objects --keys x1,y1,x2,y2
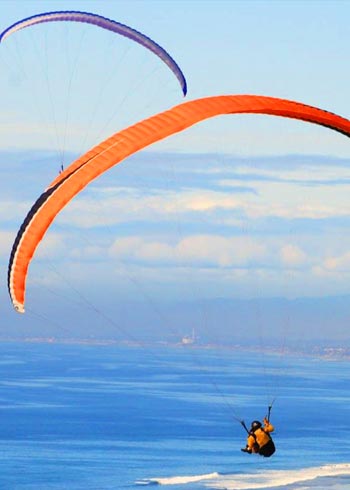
[{"x1": 240, "y1": 404, "x2": 276, "y2": 458}]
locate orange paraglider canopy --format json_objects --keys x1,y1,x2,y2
[{"x1": 8, "y1": 94, "x2": 350, "y2": 312}]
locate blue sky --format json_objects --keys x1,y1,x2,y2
[{"x1": 0, "y1": 0, "x2": 350, "y2": 342}]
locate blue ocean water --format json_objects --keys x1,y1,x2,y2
[{"x1": 0, "y1": 341, "x2": 349, "y2": 489}]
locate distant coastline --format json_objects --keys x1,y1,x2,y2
[{"x1": 0, "y1": 335, "x2": 349, "y2": 362}]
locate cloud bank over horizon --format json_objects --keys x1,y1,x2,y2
[{"x1": 1, "y1": 149, "x2": 350, "y2": 309}]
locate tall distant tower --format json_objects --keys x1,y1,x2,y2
[{"x1": 181, "y1": 328, "x2": 195, "y2": 345}]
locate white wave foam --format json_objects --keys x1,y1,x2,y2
[
  {"x1": 205, "y1": 463, "x2": 350, "y2": 489},
  {"x1": 136, "y1": 472, "x2": 219, "y2": 485}
]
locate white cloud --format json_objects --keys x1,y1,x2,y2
[
  {"x1": 56, "y1": 188, "x2": 245, "y2": 228},
  {"x1": 310, "y1": 254, "x2": 350, "y2": 285},
  {"x1": 228, "y1": 163, "x2": 350, "y2": 183},
  {"x1": 54, "y1": 173, "x2": 350, "y2": 230},
  {"x1": 2, "y1": 156, "x2": 343, "y2": 237},
  {"x1": 109, "y1": 234, "x2": 267, "y2": 267},
  {"x1": 110, "y1": 237, "x2": 173, "y2": 262},
  {"x1": 280, "y1": 244, "x2": 306, "y2": 267},
  {"x1": 323, "y1": 251, "x2": 350, "y2": 271},
  {"x1": 220, "y1": 178, "x2": 350, "y2": 220},
  {"x1": 177, "y1": 235, "x2": 266, "y2": 266}
]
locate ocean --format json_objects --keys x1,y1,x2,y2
[{"x1": 0, "y1": 341, "x2": 349, "y2": 489}]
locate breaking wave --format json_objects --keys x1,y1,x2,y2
[
  {"x1": 136, "y1": 463, "x2": 350, "y2": 488},
  {"x1": 205, "y1": 463, "x2": 350, "y2": 489},
  {"x1": 136, "y1": 471, "x2": 219, "y2": 485}
]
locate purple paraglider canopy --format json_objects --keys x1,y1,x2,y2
[{"x1": 0, "y1": 10, "x2": 187, "y2": 96}]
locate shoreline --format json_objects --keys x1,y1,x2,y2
[{"x1": 0, "y1": 335, "x2": 348, "y2": 362}]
